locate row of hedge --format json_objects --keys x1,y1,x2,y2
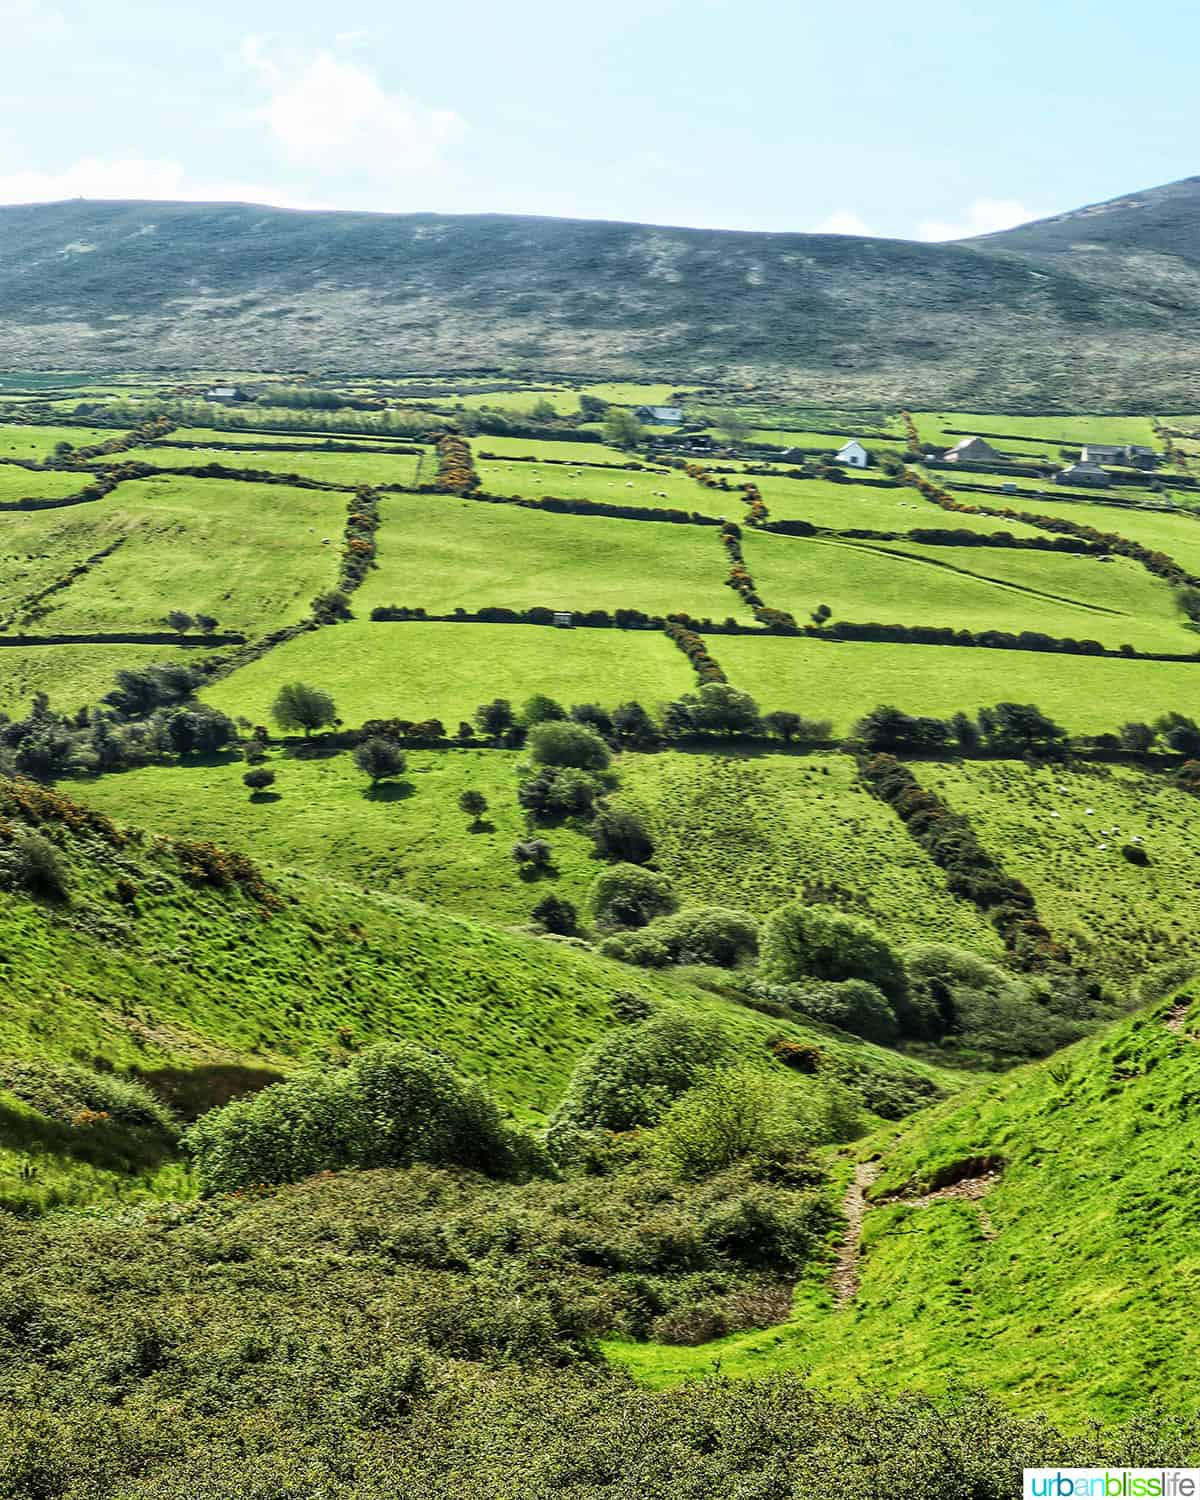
[
  {"x1": 433, "y1": 432, "x2": 481, "y2": 493},
  {"x1": 1, "y1": 537, "x2": 127, "y2": 630},
  {"x1": 719, "y1": 522, "x2": 800, "y2": 631},
  {"x1": 338, "y1": 486, "x2": 381, "y2": 593},
  {"x1": 663, "y1": 616, "x2": 726, "y2": 684},
  {"x1": 859, "y1": 751, "x2": 1066, "y2": 970}
]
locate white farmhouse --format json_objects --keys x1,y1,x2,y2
[{"x1": 835, "y1": 439, "x2": 870, "y2": 468}]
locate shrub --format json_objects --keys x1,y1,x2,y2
[
  {"x1": 242, "y1": 768, "x2": 276, "y2": 796},
  {"x1": 272, "y1": 682, "x2": 337, "y2": 737},
  {"x1": 4, "y1": 831, "x2": 69, "y2": 900},
  {"x1": 521, "y1": 694, "x2": 567, "y2": 726},
  {"x1": 654, "y1": 1067, "x2": 785, "y2": 1178},
  {"x1": 0, "y1": 1059, "x2": 175, "y2": 1135},
  {"x1": 519, "y1": 766, "x2": 603, "y2": 821},
  {"x1": 791, "y1": 979, "x2": 899, "y2": 1045},
  {"x1": 647, "y1": 907, "x2": 759, "y2": 968},
  {"x1": 590, "y1": 807, "x2": 655, "y2": 864},
  {"x1": 549, "y1": 1012, "x2": 729, "y2": 1133},
  {"x1": 528, "y1": 720, "x2": 611, "y2": 771},
  {"x1": 760, "y1": 904, "x2": 907, "y2": 1003},
  {"x1": 459, "y1": 789, "x2": 489, "y2": 824},
  {"x1": 354, "y1": 737, "x2": 407, "y2": 786},
  {"x1": 532, "y1": 894, "x2": 577, "y2": 934},
  {"x1": 600, "y1": 930, "x2": 672, "y2": 967},
  {"x1": 590, "y1": 863, "x2": 677, "y2": 928},
  {"x1": 512, "y1": 839, "x2": 554, "y2": 871},
  {"x1": 185, "y1": 1041, "x2": 544, "y2": 1192}
]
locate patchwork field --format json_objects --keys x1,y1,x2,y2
[
  {"x1": 203, "y1": 619, "x2": 695, "y2": 726},
  {"x1": 714, "y1": 633, "x2": 1200, "y2": 731},
  {"x1": 361, "y1": 494, "x2": 738, "y2": 619}
]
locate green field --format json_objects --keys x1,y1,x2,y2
[
  {"x1": 122, "y1": 444, "x2": 424, "y2": 488},
  {"x1": 204, "y1": 620, "x2": 696, "y2": 727},
  {"x1": 0, "y1": 423, "x2": 122, "y2": 461},
  {"x1": 0, "y1": 466, "x2": 92, "y2": 502},
  {"x1": 924, "y1": 759, "x2": 1200, "y2": 984},
  {"x1": 473, "y1": 434, "x2": 632, "y2": 464},
  {"x1": 0, "y1": 643, "x2": 201, "y2": 717},
  {"x1": 475, "y1": 456, "x2": 713, "y2": 514},
  {"x1": 714, "y1": 633, "x2": 1200, "y2": 731},
  {"x1": 750, "y1": 476, "x2": 1043, "y2": 534},
  {"x1": 914, "y1": 412, "x2": 1160, "y2": 450},
  {"x1": 24, "y1": 475, "x2": 345, "y2": 637},
  {"x1": 360, "y1": 494, "x2": 737, "y2": 620}
]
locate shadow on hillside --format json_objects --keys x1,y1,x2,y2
[
  {"x1": 136, "y1": 1063, "x2": 285, "y2": 1122},
  {"x1": 0, "y1": 1097, "x2": 177, "y2": 1173},
  {"x1": 364, "y1": 780, "x2": 414, "y2": 802},
  {"x1": 249, "y1": 791, "x2": 282, "y2": 804},
  {"x1": 282, "y1": 741, "x2": 343, "y2": 761},
  {"x1": 467, "y1": 820, "x2": 496, "y2": 835}
]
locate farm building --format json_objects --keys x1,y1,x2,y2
[
  {"x1": 634, "y1": 405, "x2": 683, "y2": 425},
  {"x1": 1080, "y1": 444, "x2": 1125, "y2": 465},
  {"x1": 944, "y1": 436, "x2": 1001, "y2": 464},
  {"x1": 835, "y1": 439, "x2": 871, "y2": 468},
  {"x1": 205, "y1": 385, "x2": 245, "y2": 402},
  {"x1": 1056, "y1": 462, "x2": 1112, "y2": 487}
]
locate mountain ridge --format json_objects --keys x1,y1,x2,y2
[{"x1": 3, "y1": 176, "x2": 1200, "y2": 406}]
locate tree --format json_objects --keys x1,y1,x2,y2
[
  {"x1": 521, "y1": 694, "x2": 567, "y2": 727},
  {"x1": 611, "y1": 700, "x2": 657, "y2": 748},
  {"x1": 243, "y1": 768, "x2": 276, "y2": 797},
  {"x1": 570, "y1": 703, "x2": 613, "y2": 738},
  {"x1": 194, "y1": 612, "x2": 219, "y2": 633},
  {"x1": 1156, "y1": 712, "x2": 1200, "y2": 757},
  {"x1": 589, "y1": 863, "x2": 676, "y2": 928},
  {"x1": 1175, "y1": 584, "x2": 1200, "y2": 622},
  {"x1": 164, "y1": 609, "x2": 194, "y2": 635},
  {"x1": 950, "y1": 711, "x2": 980, "y2": 753},
  {"x1": 669, "y1": 682, "x2": 761, "y2": 737},
  {"x1": 459, "y1": 789, "x2": 489, "y2": 826},
  {"x1": 272, "y1": 682, "x2": 337, "y2": 737},
  {"x1": 763, "y1": 711, "x2": 803, "y2": 743},
  {"x1": 760, "y1": 904, "x2": 907, "y2": 1004},
  {"x1": 354, "y1": 736, "x2": 406, "y2": 786},
  {"x1": 528, "y1": 719, "x2": 611, "y2": 771},
  {"x1": 810, "y1": 604, "x2": 832, "y2": 628},
  {"x1": 532, "y1": 894, "x2": 576, "y2": 935},
  {"x1": 579, "y1": 394, "x2": 609, "y2": 420},
  {"x1": 655, "y1": 1067, "x2": 785, "y2": 1179},
  {"x1": 165, "y1": 705, "x2": 237, "y2": 756},
  {"x1": 529, "y1": 397, "x2": 558, "y2": 423},
  {"x1": 590, "y1": 807, "x2": 654, "y2": 864},
  {"x1": 512, "y1": 839, "x2": 554, "y2": 873},
  {"x1": 475, "y1": 699, "x2": 515, "y2": 740},
  {"x1": 602, "y1": 408, "x2": 644, "y2": 449},
  {"x1": 978, "y1": 702, "x2": 1067, "y2": 753},
  {"x1": 710, "y1": 408, "x2": 752, "y2": 444}
]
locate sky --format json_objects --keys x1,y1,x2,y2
[{"x1": 0, "y1": 0, "x2": 1196, "y2": 241}]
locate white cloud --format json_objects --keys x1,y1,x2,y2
[
  {"x1": 240, "y1": 37, "x2": 467, "y2": 173},
  {"x1": 0, "y1": 0, "x2": 71, "y2": 43},
  {"x1": 918, "y1": 197, "x2": 1037, "y2": 242},
  {"x1": 814, "y1": 209, "x2": 872, "y2": 236},
  {"x1": 0, "y1": 158, "x2": 330, "y2": 211}
]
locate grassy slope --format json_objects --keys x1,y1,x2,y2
[
  {"x1": 0, "y1": 645, "x2": 202, "y2": 720},
  {"x1": 203, "y1": 619, "x2": 696, "y2": 727},
  {"x1": 751, "y1": 476, "x2": 1045, "y2": 534},
  {"x1": 0, "y1": 467, "x2": 90, "y2": 501},
  {"x1": 474, "y1": 458, "x2": 716, "y2": 516},
  {"x1": 714, "y1": 633, "x2": 1200, "y2": 732},
  {"x1": 76, "y1": 748, "x2": 1000, "y2": 961},
  {"x1": 925, "y1": 758, "x2": 1200, "y2": 986},
  {"x1": 612, "y1": 993, "x2": 1200, "y2": 1422},
  {"x1": 123, "y1": 445, "x2": 424, "y2": 488}
]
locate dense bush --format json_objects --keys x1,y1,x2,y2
[
  {"x1": 655, "y1": 1066, "x2": 818, "y2": 1180},
  {"x1": 519, "y1": 765, "x2": 604, "y2": 821},
  {"x1": 1, "y1": 830, "x2": 69, "y2": 899},
  {"x1": 185, "y1": 1042, "x2": 544, "y2": 1192},
  {"x1": 589, "y1": 806, "x2": 655, "y2": 863},
  {"x1": 599, "y1": 929, "x2": 673, "y2": 967},
  {"x1": 528, "y1": 719, "x2": 612, "y2": 771},
  {"x1": 760, "y1": 903, "x2": 907, "y2": 1003},
  {"x1": 549, "y1": 1012, "x2": 729, "y2": 1133},
  {"x1": 589, "y1": 863, "x2": 677, "y2": 928}
]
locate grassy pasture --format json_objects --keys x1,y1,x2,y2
[
  {"x1": 714, "y1": 633, "x2": 1200, "y2": 732},
  {"x1": 925, "y1": 759, "x2": 1200, "y2": 985},
  {"x1": 751, "y1": 476, "x2": 1046, "y2": 534},
  {"x1": 0, "y1": 424, "x2": 122, "y2": 461},
  {"x1": 740, "y1": 533, "x2": 1187, "y2": 649},
  {"x1": 472, "y1": 434, "x2": 632, "y2": 464},
  {"x1": 0, "y1": 468, "x2": 94, "y2": 502},
  {"x1": 475, "y1": 457, "x2": 715, "y2": 515},
  {"x1": 121, "y1": 445, "x2": 424, "y2": 489},
  {"x1": 915, "y1": 412, "x2": 1160, "y2": 450},
  {"x1": 33, "y1": 475, "x2": 345, "y2": 637},
  {"x1": 955, "y1": 491, "x2": 1200, "y2": 572},
  {"x1": 204, "y1": 620, "x2": 695, "y2": 727},
  {"x1": 940, "y1": 469, "x2": 1152, "y2": 503},
  {"x1": 870, "y1": 541, "x2": 1194, "y2": 653},
  {"x1": 360, "y1": 494, "x2": 736, "y2": 620}
]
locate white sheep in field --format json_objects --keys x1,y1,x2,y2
[{"x1": 1098, "y1": 843, "x2": 1108, "y2": 851}]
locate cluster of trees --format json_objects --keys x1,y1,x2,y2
[
  {"x1": 860, "y1": 751, "x2": 1066, "y2": 969},
  {"x1": 162, "y1": 608, "x2": 220, "y2": 635},
  {"x1": 854, "y1": 701, "x2": 1069, "y2": 755},
  {"x1": 84, "y1": 397, "x2": 435, "y2": 440},
  {"x1": 601, "y1": 407, "x2": 644, "y2": 448}
]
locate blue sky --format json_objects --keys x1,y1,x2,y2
[{"x1": 1, "y1": 0, "x2": 1195, "y2": 240}]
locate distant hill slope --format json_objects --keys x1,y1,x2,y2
[{"x1": 4, "y1": 179, "x2": 1200, "y2": 407}]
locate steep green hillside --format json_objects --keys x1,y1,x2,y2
[
  {"x1": 613, "y1": 990, "x2": 1200, "y2": 1421},
  {"x1": 7, "y1": 179, "x2": 1200, "y2": 406}
]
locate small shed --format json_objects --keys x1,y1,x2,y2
[
  {"x1": 205, "y1": 385, "x2": 244, "y2": 402},
  {"x1": 944, "y1": 436, "x2": 1001, "y2": 464},
  {"x1": 553, "y1": 611, "x2": 574, "y2": 628},
  {"x1": 835, "y1": 439, "x2": 870, "y2": 469},
  {"x1": 634, "y1": 406, "x2": 683, "y2": 425}
]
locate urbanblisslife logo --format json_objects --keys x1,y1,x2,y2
[{"x1": 1024, "y1": 1473, "x2": 1200, "y2": 1498}]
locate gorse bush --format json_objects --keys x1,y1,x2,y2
[
  {"x1": 761, "y1": 903, "x2": 907, "y2": 1003},
  {"x1": 185, "y1": 1042, "x2": 545, "y2": 1192},
  {"x1": 1, "y1": 830, "x2": 70, "y2": 900},
  {"x1": 528, "y1": 719, "x2": 612, "y2": 771},
  {"x1": 589, "y1": 863, "x2": 677, "y2": 928}
]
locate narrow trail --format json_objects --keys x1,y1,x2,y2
[
  {"x1": 832, "y1": 1161, "x2": 879, "y2": 1307},
  {"x1": 1164, "y1": 996, "x2": 1197, "y2": 1036}
]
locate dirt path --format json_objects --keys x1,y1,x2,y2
[
  {"x1": 1164, "y1": 997, "x2": 1196, "y2": 1035},
  {"x1": 832, "y1": 1161, "x2": 879, "y2": 1307}
]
